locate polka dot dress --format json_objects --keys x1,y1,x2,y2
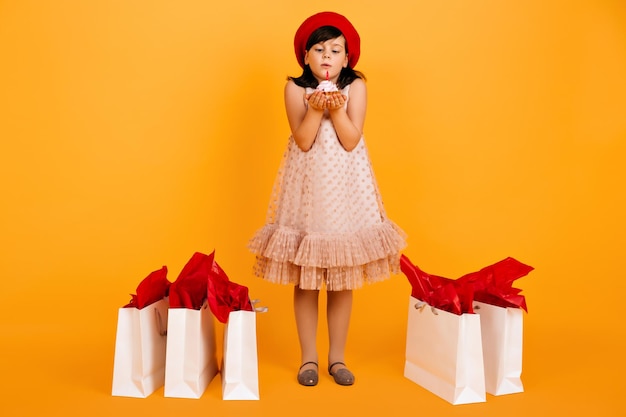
[{"x1": 248, "y1": 84, "x2": 407, "y2": 291}]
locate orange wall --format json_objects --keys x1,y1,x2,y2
[{"x1": 1, "y1": 0, "x2": 625, "y2": 351}]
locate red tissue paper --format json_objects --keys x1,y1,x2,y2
[
  {"x1": 206, "y1": 251, "x2": 253, "y2": 323},
  {"x1": 400, "y1": 254, "x2": 533, "y2": 315},
  {"x1": 400, "y1": 255, "x2": 462, "y2": 314},
  {"x1": 169, "y1": 252, "x2": 214, "y2": 310},
  {"x1": 124, "y1": 266, "x2": 171, "y2": 309},
  {"x1": 461, "y1": 257, "x2": 533, "y2": 312}
]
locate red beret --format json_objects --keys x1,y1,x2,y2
[{"x1": 294, "y1": 11, "x2": 361, "y2": 69}]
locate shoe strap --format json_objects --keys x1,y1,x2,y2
[
  {"x1": 328, "y1": 361, "x2": 346, "y2": 374},
  {"x1": 299, "y1": 361, "x2": 318, "y2": 370}
]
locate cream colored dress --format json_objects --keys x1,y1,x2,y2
[{"x1": 248, "y1": 84, "x2": 407, "y2": 291}]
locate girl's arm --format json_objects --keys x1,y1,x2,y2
[
  {"x1": 284, "y1": 80, "x2": 324, "y2": 152},
  {"x1": 329, "y1": 78, "x2": 366, "y2": 152}
]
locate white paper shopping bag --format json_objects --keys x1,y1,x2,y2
[
  {"x1": 404, "y1": 296, "x2": 486, "y2": 405},
  {"x1": 164, "y1": 301, "x2": 218, "y2": 398},
  {"x1": 474, "y1": 301, "x2": 524, "y2": 395},
  {"x1": 112, "y1": 298, "x2": 169, "y2": 397},
  {"x1": 221, "y1": 310, "x2": 260, "y2": 400}
]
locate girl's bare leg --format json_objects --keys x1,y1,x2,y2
[
  {"x1": 294, "y1": 286, "x2": 320, "y2": 372},
  {"x1": 327, "y1": 289, "x2": 353, "y2": 370}
]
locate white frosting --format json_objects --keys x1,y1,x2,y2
[{"x1": 316, "y1": 80, "x2": 339, "y2": 92}]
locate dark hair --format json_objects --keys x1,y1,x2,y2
[{"x1": 288, "y1": 25, "x2": 365, "y2": 89}]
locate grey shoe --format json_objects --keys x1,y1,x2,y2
[
  {"x1": 297, "y1": 361, "x2": 318, "y2": 386},
  {"x1": 328, "y1": 362, "x2": 355, "y2": 386}
]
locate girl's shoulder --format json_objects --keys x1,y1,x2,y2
[
  {"x1": 285, "y1": 78, "x2": 306, "y2": 94},
  {"x1": 284, "y1": 78, "x2": 297, "y2": 88},
  {"x1": 284, "y1": 79, "x2": 308, "y2": 109},
  {"x1": 348, "y1": 77, "x2": 366, "y2": 92},
  {"x1": 345, "y1": 78, "x2": 366, "y2": 102}
]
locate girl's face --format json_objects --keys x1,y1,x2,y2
[{"x1": 304, "y1": 36, "x2": 349, "y2": 83}]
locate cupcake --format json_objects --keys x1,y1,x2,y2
[
  {"x1": 316, "y1": 71, "x2": 339, "y2": 93},
  {"x1": 316, "y1": 79, "x2": 339, "y2": 93}
]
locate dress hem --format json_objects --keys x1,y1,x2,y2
[{"x1": 247, "y1": 221, "x2": 407, "y2": 291}]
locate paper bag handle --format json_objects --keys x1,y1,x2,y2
[
  {"x1": 251, "y1": 299, "x2": 268, "y2": 314},
  {"x1": 414, "y1": 301, "x2": 439, "y2": 316}
]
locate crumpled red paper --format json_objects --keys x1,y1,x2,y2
[
  {"x1": 459, "y1": 257, "x2": 533, "y2": 312},
  {"x1": 169, "y1": 252, "x2": 213, "y2": 310},
  {"x1": 206, "y1": 251, "x2": 253, "y2": 323},
  {"x1": 124, "y1": 266, "x2": 170, "y2": 309},
  {"x1": 400, "y1": 254, "x2": 463, "y2": 314},
  {"x1": 400, "y1": 254, "x2": 533, "y2": 315}
]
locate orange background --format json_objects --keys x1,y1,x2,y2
[{"x1": 1, "y1": 1, "x2": 625, "y2": 416}]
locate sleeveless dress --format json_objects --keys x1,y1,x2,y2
[{"x1": 248, "y1": 84, "x2": 407, "y2": 291}]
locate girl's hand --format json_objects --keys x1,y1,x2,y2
[
  {"x1": 305, "y1": 91, "x2": 327, "y2": 111},
  {"x1": 325, "y1": 92, "x2": 347, "y2": 111},
  {"x1": 305, "y1": 91, "x2": 347, "y2": 111}
]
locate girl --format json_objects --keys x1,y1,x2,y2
[{"x1": 248, "y1": 11, "x2": 406, "y2": 386}]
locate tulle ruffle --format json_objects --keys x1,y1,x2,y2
[{"x1": 248, "y1": 220, "x2": 407, "y2": 291}]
